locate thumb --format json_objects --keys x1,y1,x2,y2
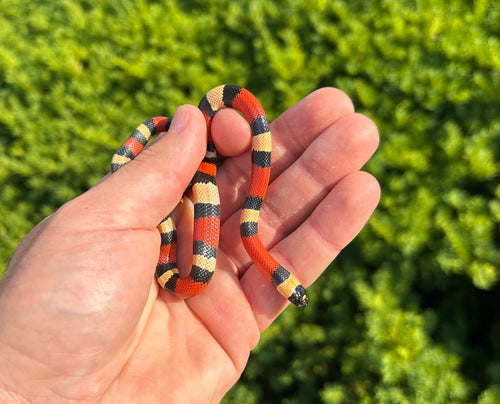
[{"x1": 78, "y1": 104, "x2": 207, "y2": 230}]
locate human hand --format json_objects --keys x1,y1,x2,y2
[{"x1": 0, "y1": 88, "x2": 380, "y2": 403}]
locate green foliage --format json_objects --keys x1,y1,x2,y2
[{"x1": 1, "y1": 0, "x2": 498, "y2": 402}]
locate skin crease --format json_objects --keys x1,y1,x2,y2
[{"x1": 0, "y1": 88, "x2": 380, "y2": 403}]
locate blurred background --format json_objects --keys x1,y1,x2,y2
[{"x1": 0, "y1": 0, "x2": 498, "y2": 402}]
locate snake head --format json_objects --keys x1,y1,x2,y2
[{"x1": 288, "y1": 285, "x2": 309, "y2": 307}]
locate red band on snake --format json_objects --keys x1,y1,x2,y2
[{"x1": 111, "y1": 85, "x2": 308, "y2": 307}]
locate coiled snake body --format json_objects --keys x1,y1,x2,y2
[{"x1": 111, "y1": 85, "x2": 308, "y2": 307}]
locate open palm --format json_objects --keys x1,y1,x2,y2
[{"x1": 0, "y1": 88, "x2": 379, "y2": 403}]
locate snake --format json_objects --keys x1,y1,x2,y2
[{"x1": 111, "y1": 84, "x2": 308, "y2": 307}]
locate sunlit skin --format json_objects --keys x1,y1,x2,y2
[{"x1": 0, "y1": 88, "x2": 380, "y2": 403}]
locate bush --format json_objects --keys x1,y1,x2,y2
[{"x1": 1, "y1": 0, "x2": 498, "y2": 402}]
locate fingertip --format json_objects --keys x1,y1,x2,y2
[
  {"x1": 211, "y1": 108, "x2": 252, "y2": 157},
  {"x1": 311, "y1": 87, "x2": 355, "y2": 114},
  {"x1": 170, "y1": 103, "x2": 207, "y2": 135},
  {"x1": 335, "y1": 171, "x2": 381, "y2": 229},
  {"x1": 361, "y1": 171, "x2": 382, "y2": 206},
  {"x1": 352, "y1": 112, "x2": 380, "y2": 152}
]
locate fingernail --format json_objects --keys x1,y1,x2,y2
[{"x1": 169, "y1": 106, "x2": 190, "y2": 132}]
